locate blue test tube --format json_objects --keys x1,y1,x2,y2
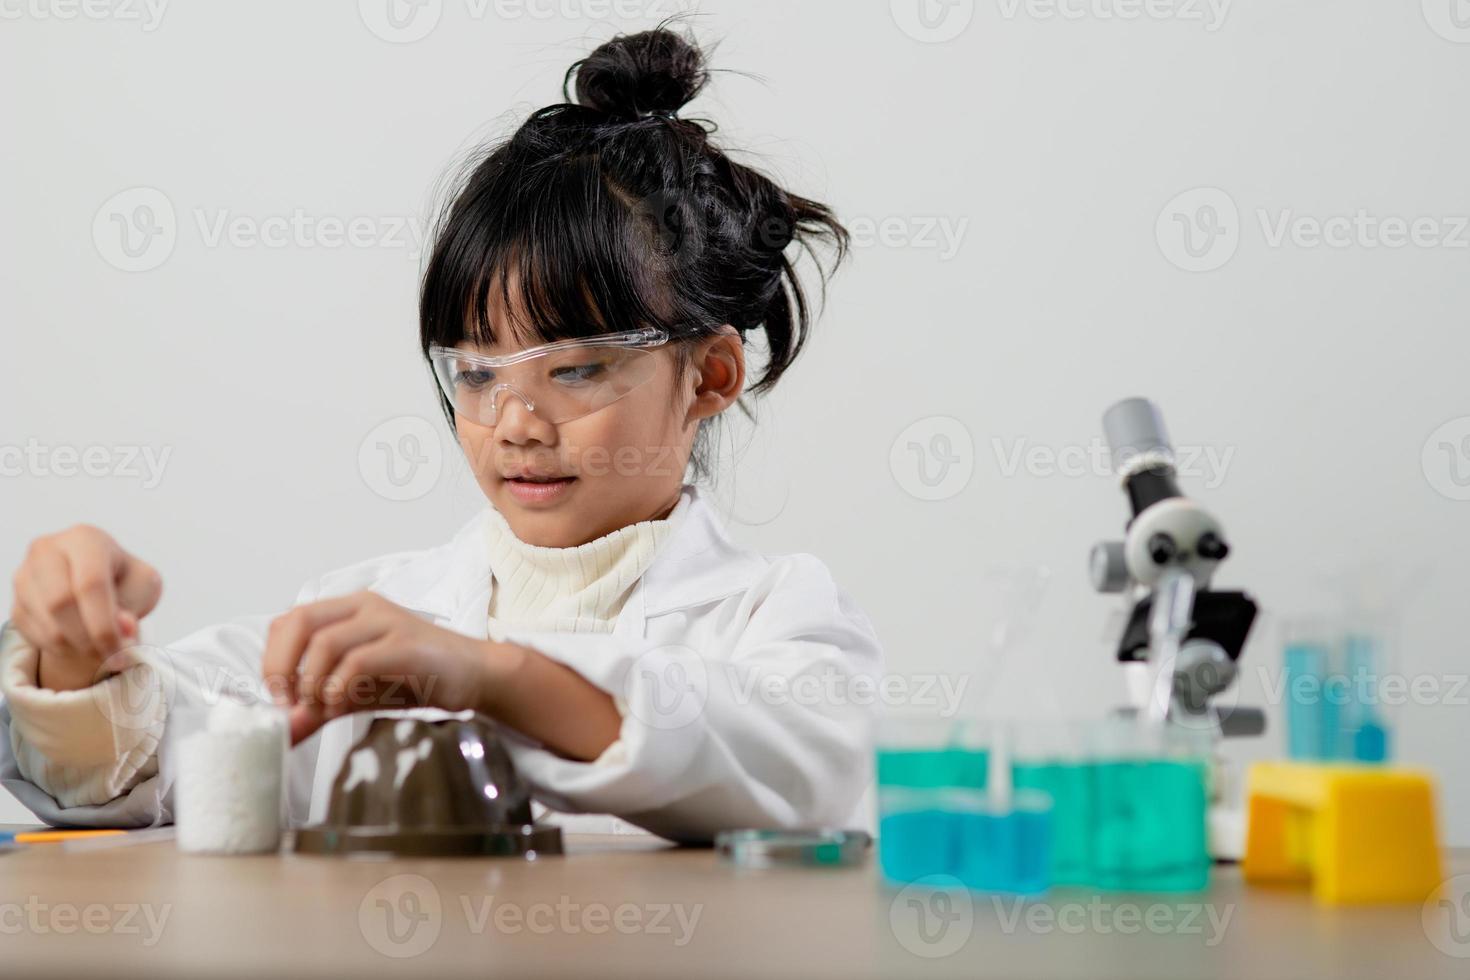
[{"x1": 1284, "y1": 640, "x2": 1328, "y2": 760}]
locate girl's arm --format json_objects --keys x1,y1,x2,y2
[
  {"x1": 477, "y1": 642, "x2": 623, "y2": 762},
  {"x1": 488, "y1": 558, "x2": 883, "y2": 843}
]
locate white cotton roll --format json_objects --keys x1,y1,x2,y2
[{"x1": 174, "y1": 701, "x2": 287, "y2": 855}]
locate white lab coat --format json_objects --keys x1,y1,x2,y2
[{"x1": 0, "y1": 485, "x2": 882, "y2": 842}]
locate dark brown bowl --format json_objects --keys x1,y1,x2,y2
[{"x1": 293, "y1": 714, "x2": 563, "y2": 858}]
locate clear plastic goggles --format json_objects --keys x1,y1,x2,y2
[{"x1": 428, "y1": 327, "x2": 670, "y2": 426}]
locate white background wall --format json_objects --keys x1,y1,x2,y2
[{"x1": 1, "y1": 0, "x2": 1466, "y2": 843}]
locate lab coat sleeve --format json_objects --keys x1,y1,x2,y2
[
  {"x1": 0, "y1": 586, "x2": 328, "y2": 828},
  {"x1": 0, "y1": 622, "x2": 167, "y2": 810},
  {"x1": 495, "y1": 554, "x2": 883, "y2": 843}
]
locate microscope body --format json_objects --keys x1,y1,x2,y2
[{"x1": 1090, "y1": 398, "x2": 1262, "y2": 737}]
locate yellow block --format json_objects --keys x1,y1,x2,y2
[{"x1": 1243, "y1": 762, "x2": 1442, "y2": 905}]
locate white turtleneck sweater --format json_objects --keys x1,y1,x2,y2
[
  {"x1": 0, "y1": 495, "x2": 689, "y2": 812},
  {"x1": 483, "y1": 495, "x2": 686, "y2": 640}
]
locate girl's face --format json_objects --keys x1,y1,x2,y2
[{"x1": 453, "y1": 287, "x2": 742, "y2": 548}]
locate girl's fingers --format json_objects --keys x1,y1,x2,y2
[
  {"x1": 296, "y1": 615, "x2": 391, "y2": 709},
  {"x1": 69, "y1": 551, "x2": 123, "y2": 658},
  {"x1": 13, "y1": 594, "x2": 78, "y2": 664},
  {"x1": 320, "y1": 639, "x2": 400, "y2": 721},
  {"x1": 290, "y1": 635, "x2": 403, "y2": 742},
  {"x1": 261, "y1": 594, "x2": 371, "y2": 706},
  {"x1": 25, "y1": 549, "x2": 93, "y2": 657},
  {"x1": 114, "y1": 555, "x2": 163, "y2": 619},
  {"x1": 287, "y1": 702, "x2": 327, "y2": 747}
]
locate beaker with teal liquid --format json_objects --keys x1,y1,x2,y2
[
  {"x1": 1088, "y1": 733, "x2": 1211, "y2": 892},
  {"x1": 1011, "y1": 722, "x2": 1095, "y2": 885},
  {"x1": 1010, "y1": 719, "x2": 1212, "y2": 892}
]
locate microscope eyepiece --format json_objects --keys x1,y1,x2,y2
[
  {"x1": 1102, "y1": 397, "x2": 1174, "y2": 474},
  {"x1": 1103, "y1": 398, "x2": 1183, "y2": 517}
]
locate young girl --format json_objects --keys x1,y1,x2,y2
[{"x1": 0, "y1": 28, "x2": 881, "y2": 842}]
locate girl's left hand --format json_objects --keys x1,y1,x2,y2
[{"x1": 261, "y1": 590, "x2": 505, "y2": 744}]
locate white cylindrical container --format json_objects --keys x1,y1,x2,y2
[{"x1": 173, "y1": 700, "x2": 287, "y2": 855}]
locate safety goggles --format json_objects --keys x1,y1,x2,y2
[{"x1": 428, "y1": 327, "x2": 670, "y2": 426}]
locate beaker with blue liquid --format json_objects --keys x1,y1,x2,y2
[
  {"x1": 877, "y1": 718, "x2": 1054, "y2": 893},
  {"x1": 1283, "y1": 618, "x2": 1392, "y2": 764}
]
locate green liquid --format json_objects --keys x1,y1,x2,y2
[
  {"x1": 1011, "y1": 759, "x2": 1209, "y2": 892},
  {"x1": 876, "y1": 748, "x2": 988, "y2": 789},
  {"x1": 1013, "y1": 762, "x2": 1094, "y2": 885},
  {"x1": 1091, "y1": 758, "x2": 1209, "y2": 891}
]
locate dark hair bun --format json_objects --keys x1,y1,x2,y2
[{"x1": 568, "y1": 28, "x2": 708, "y2": 120}]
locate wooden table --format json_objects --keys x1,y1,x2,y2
[{"x1": 2, "y1": 825, "x2": 1466, "y2": 978}]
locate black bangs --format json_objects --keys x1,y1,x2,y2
[{"x1": 419, "y1": 115, "x2": 673, "y2": 355}]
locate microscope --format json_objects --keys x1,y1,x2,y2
[{"x1": 1089, "y1": 397, "x2": 1263, "y2": 857}]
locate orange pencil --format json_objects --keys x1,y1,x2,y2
[{"x1": 6, "y1": 830, "x2": 127, "y2": 844}]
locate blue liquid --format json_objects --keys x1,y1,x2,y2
[
  {"x1": 879, "y1": 808, "x2": 954, "y2": 883},
  {"x1": 878, "y1": 806, "x2": 1053, "y2": 894},
  {"x1": 1344, "y1": 633, "x2": 1390, "y2": 763},
  {"x1": 952, "y1": 808, "x2": 1052, "y2": 894},
  {"x1": 1285, "y1": 637, "x2": 1392, "y2": 764},
  {"x1": 1285, "y1": 643, "x2": 1328, "y2": 759},
  {"x1": 1354, "y1": 720, "x2": 1389, "y2": 762}
]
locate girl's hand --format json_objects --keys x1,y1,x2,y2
[
  {"x1": 9, "y1": 525, "x2": 163, "y2": 692},
  {"x1": 261, "y1": 590, "x2": 509, "y2": 745}
]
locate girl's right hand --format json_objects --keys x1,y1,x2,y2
[{"x1": 9, "y1": 525, "x2": 163, "y2": 692}]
